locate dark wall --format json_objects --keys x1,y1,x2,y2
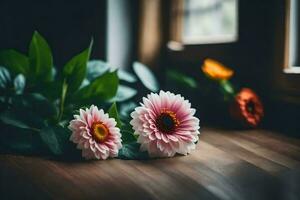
[{"x1": 0, "y1": 0, "x2": 107, "y2": 67}]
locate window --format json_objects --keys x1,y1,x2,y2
[
  {"x1": 170, "y1": 0, "x2": 238, "y2": 45},
  {"x1": 284, "y1": 0, "x2": 300, "y2": 73},
  {"x1": 183, "y1": 0, "x2": 238, "y2": 44}
]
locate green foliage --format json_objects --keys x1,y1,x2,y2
[
  {"x1": 13, "y1": 93, "x2": 57, "y2": 118},
  {"x1": 108, "y1": 103, "x2": 137, "y2": 144},
  {"x1": 117, "y1": 70, "x2": 137, "y2": 83},
  {"x1": 28, "y1": 31, "x2": 53, "y2": 83},
  {"x1": 108, "y1": 102, "x2": 122, "y2": 128},
  {"x1": 167, "y1": 69, "x2": 198, "y2": 89},
  {"x1": 40, "y1": 125, "x2": 63, "y2": 155},
  {"x1": 220, "y1": 80, "x2": 235, "y2": 101},
  {"x1": 0, "y1": 50, "x2": 29, "y2": 76},
  {"x1": 119, "y1": 101, "x2": 138, "y2": 120},
  {"x1": 86, "y1": 60, "x2": 137, "y2": 83},
  {"x1": 0, "y1": 110, "x2": 40, "y2": 130},
  {"x1": 220, "y1": 80, "x2": 235, "y2": 94},
  {"x1": 0, "y1": 67, "x2": 12, "y2": 89},
  {"x1": 133, "y1": 61, "x2": 159, "y2": 92},
  {"x1": 39, "y1": 80, "x2": 61, "y2": 101},
  {"x1": 120, "y1": 129, "x2": 136, "y2": 144},
  {"x1": 0, "y1": 126, "x2": 37, "y2": 154},
  {"x1": 118, "y1": 142, "x2": 149, "y2": 160},
  {"x1": 0, "y1": 67, "x2": 26, "y2": 97},
  {"x1": 39, "y1": 124, "x2": 73, "y2": 156},
  {"x1": 14, "y1": 74, "x2": 26, "y2": 94},
  {"x1": 63, "y1": 40, "x2": 93, "y2": 93},
  {"x1": 74, "y1": 71, "x2": 119, "y2": 102},
  {"x1": 111, "y1": 85, "x2": 137, "y2": 102},
  {"x1": 0, "y1": 93, "x2": 57, "y2": 131},
  {"x1": 0, "y1": 31, "x2": 159, "y2": 160},
  {"x1": 86, "y1": 60, "x2": 109, "y2": 81}
]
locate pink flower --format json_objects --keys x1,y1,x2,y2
[
  {"x1": 68, "y1": 105, "x2": 122, "y2": 160},
  {"x1": 130, "y1": 91, "x2": 200, "y2": 158}
]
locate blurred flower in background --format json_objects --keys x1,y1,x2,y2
[
  {"x1": 202, "y1": 58, "x2": 234, "y2": 81},
  {"x1": 229, "y1": 88, "x2": 264, "y2": 128},
  {"x1": 168, "y1": 57, "x2": 264, "y2": 129}
]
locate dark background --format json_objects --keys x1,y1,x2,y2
[{"x1": 0, "y1": 0, "x2": 107, "y2": 66}]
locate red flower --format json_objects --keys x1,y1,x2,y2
[{"x1": 229, "y1": 88, "x2": 264, "y2": 128}]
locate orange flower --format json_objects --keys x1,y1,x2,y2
[
  {"x1": 202, "y1": 58, "x2": 234, "y2": 80},
  {"x1": 229, "y1": 88, "x2": 264, "y2": 128}
]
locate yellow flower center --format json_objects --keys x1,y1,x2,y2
[
  {"x1": 156, "y1": 110, "x2": 180, "y2": 134},
  {"x1": 91, "y1": 122, "x2": 109, "y2": 143}
]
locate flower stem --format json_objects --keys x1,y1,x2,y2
[
  {"x1": 58, "y1": 79, "x2": 68, "y2": 122},
  {"x1": 219, "y1": 80, "x2": 235, "y2": 101}
]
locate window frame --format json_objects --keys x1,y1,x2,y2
[{"x1": 271, "y1": 0, "x2": 300, "y2": 104}]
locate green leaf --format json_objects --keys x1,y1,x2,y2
[
  {"x1": 11, "y1": 93, "x2": 57, "y2": 119},
  {"x1": 118, "y1": 143, "x2": 149, "y2": 160},
  {"x1": 14, "y1": 74, "x2": 26, "y2": 94},
  {"x1": 79, "y1": 78, "x2": 90, "y2": 89},
  {"x1": 117, "y1": 70, "x2": 137, "y2": 83},
  {"x1": 0, "y1": 109, "x2": 43, "y2": 131},
  {"x1": 110, "y1": 85, "x2": 137, "y2": 102},
  {"x1": 51, "y1": 125, "x2": 81, "y2": 159},
  {"x1": 108, "y1": 102, "x2": 122, "y2": 128},
  {"x1": 167, "y1": 70, "x2": 198, "y2": 89},
  {"x1": 38, "y1": 80, "x2": 62, "y2": 100},
  {"x1": 0, "y1": 126, "x2": 37, "y2": 154},
  {"x1": 74, "y1": 71, "x2": 119, "y2": 102},
  {"x1": 40, "y1": 125, "x2": 63, "y2": 155},
  {"x1": 0, "y1": 110, "x2": 35, "y2": 130},
  {"x1": 51, "y1": 67, "x2": 57, "y2": 77},
  {"x1": 133, "y1": 62, "x2": 159, "y2": 92},
  {"x1": 29, "y1": 93, "x2": 58, "y2": 118},
  {"x1": 120, "y1": 130, "x2": 136, "y2": 144},
  {"x1": 87, "y1": 60, "x2": 137, "y2": 83},
  {"x1": 63, "y1": 41, "x2": 93, "y2": 92},
  {"x1": 119, "y1": 101, "x2": 138, "y2": 119},
  {"x1": 86, "y1": 60, "x2": 109, "y2": 81},
  {"x1": 0, "y1": 50, "x2": 29, "y2": 75},
  {"x1": 28, "y1": 31, "x2": 53, "y2": 82},
  {"x1": 219, "y1": 80, "x2": 236, "y2": 101},
  {"x1": 0, "y1": 67, "x2": 26, "y2": 95},
  {"x1": 0, "y1": 66, "x2": 11, "y2": 89}
]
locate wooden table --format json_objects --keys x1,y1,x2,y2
[{"x1": 1, "y1": 127, "x2": 300, "y2": 200}]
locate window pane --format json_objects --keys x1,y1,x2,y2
[{"x1": 183, "y1": 0, "x2": 238, "y2": 44}]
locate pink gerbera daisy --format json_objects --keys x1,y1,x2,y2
[
  {"x1": 130, "y1": 91, "x2": 200, "y2": 157},
  {"x1": 68, "y1": 105, "x2": 122, "y2": 160}
]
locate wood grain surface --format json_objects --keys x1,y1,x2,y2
[{"x1": 1, "y1": 127, "x2": 300, "y2": 200}]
